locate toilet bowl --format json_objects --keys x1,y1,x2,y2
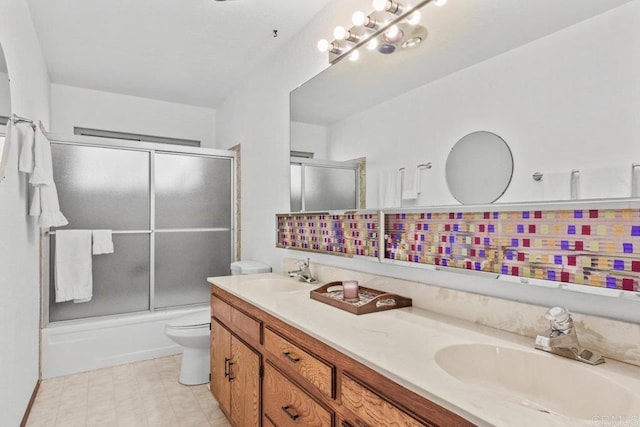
[{"x1": 164, "y1": 308, "x2": 211, "y2": 385}]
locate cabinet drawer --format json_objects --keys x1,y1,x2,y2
[
  {"x1": 264, "y1": 328, "x2": 334, "y2": 398},
  {"x1": 264, "y1": 362, "x2": 333, "y2": 427},
  {"x1": 341, "y1": 373, "x2": 427, "y2": 427},
  {"x1": 212, "y1": 294, "x2": 261, "y2": 344}
]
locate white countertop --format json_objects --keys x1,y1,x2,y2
[{"x1": 208, "y1": 273, "x2": 640, "y2": 427}]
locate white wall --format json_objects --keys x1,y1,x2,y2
[
  {"x1": 219, "y1": 0, "x2": 640, "y2": 323},
  {"x1": 0, "y1": 0, "x2": 51, "y2": 424},
  {"x1": 51, "y1": 84, "x2": 218, "y2": 149},
  {"x1": 291, "y1": 121, "x2": 327, "y2": 159},
  {"x1": 0, "y1": 71, "x2": 10, "y2": 117},
  {"x1": 328, "y1": 2, "x2": 640, "y2": 208}
]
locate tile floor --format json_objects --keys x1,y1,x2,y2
[{"x1": 26, "y1": 355, "x2": 231, "y2": 427}]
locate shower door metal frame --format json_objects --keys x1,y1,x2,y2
[{"x1": 41, "y1": 133, "x2": 236, "y2": 327}]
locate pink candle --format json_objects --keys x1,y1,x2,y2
[{"x1": 342, "y1": 280, "x2": 359, "y2": 301}]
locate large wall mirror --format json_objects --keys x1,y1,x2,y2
[
  {"x1": 0, "y1": 42, "x2": 11, "y2": 181},
  {"x1": 290, "y1": 0, "x2": 640, "y2": 210}
]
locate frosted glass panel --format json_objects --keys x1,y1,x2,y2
[
  {"x1": 154, "y1": 231, "x2": 231, "y2": 308},
  {"x1": 290, "y1": 164, "x2": 302, "y2": 212},
  {"x1": 51, "y1": 144, "x2": 150, "y2": 230},
  {"x1": 155, "y1": 153, "x2": 232, "y2": 229},
  {"x1": 304, "y1": 166, "x2": 357, "y2": 211},
  {"x1": 49, "y1": 234, "x2": 150, "y2": 321}
]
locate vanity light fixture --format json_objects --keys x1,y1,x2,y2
[{"x1": 318, "y1": 0, "x2": 440, "y2": 64}]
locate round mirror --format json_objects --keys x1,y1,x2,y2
[
  {"x1": 0, "y1": 42, "x2": 12, "y2": 181},
  {"x1": 445, "y1": 131, "x2": 513, "y2": 204}
]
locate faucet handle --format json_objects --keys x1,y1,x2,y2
[{"x1": 545, "y1": 307, "x2": 573, "y2": 332}]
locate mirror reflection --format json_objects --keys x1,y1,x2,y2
[
  {"x1": 291, "y1": 0, "x2": 639, "y2": 210},
  {"x1": 0, "y1": 42, "x2": 11, "y2": 180}
]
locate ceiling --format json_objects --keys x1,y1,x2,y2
[{"x1": 25, "y1": 0, "x2": 334, "y2": 108}]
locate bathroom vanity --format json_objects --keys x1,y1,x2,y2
[{"x1": 209, "y1": 272, "x2": 640, "y2": 427}]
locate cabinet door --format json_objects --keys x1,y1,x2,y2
[
  {"x1": 211, "y1": 320, "x2": 232, "y2": 416},
  {"x1": 230, "y1": 336, "x2": 261, "y2": 426}
]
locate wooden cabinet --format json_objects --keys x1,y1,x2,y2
[
  {"x1": 210, "y1": 319, "x2": 260, "y2": 426},
  {"x1": 263, "y1": 361, "x2": 333, "y2": 426},
  {"x1": 211, "y1": 285, "x2": 473, "y2": 427},
  {"x1": 264, "y1": 327, "x2": 334, "y2": 399},
  {"x1": 341, "y1": 373, "x2": 427, "y2": 427}
]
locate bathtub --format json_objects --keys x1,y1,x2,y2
[{"x1": 41, "y1": 306, "x2": 209, "y2": 378}]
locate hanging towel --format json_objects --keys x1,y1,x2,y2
[
  {"x1": 92, "y1": 230, "x2": 114, "y2": 255},
  {"x1": 18, "y1": 123, "x2": 36, "y2": 174},
  {"x1": 401, "y1": 165, "x2": 421, "y2": 200},
  {"x1": 0, "y1": 119, "x2": 13, "y2": 182},
  {"x1": 542, "y1": 171, "x2": 573, "y2": 201},
  {"x1": 579, "y1": 165, "x2": 631, "y2": 199},
  {"x1": 55, "y1": 230, "x2": 93, "y2": 303},
  {"x1": 378, "y1": 169, "x2": 401, "y2": 208},
  {"x1": 29, "y1": 126, "x2": 68, "y2": 228}
]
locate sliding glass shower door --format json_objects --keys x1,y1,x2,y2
[{"x1": 48, "y1": 141, "x2": 233, "y2": 322}]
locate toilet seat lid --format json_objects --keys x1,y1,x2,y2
[{"x1": 167, "y1": 309, "x2": 211, "y2": 328}]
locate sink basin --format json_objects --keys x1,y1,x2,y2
[
  {"x1": 435, "y1": 344, "x2": 640, "y2": 419},
  {"x1": 244, "y1": 278, "x2": 310, "y2": 293}
]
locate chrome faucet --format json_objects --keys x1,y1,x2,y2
[
  {"x1": 534, "y1": 307, "x2": 605, "y2": 365},
  {"x1": 287, "y1": 258, "x2": 317, "y2": 284}
]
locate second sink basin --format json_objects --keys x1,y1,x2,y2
[{"x1": 435, "y1": 344, "x2": 640, "y2": 420}]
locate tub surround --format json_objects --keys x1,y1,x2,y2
[{"x1": 209, "y1": 268, "x2": 640, "y2": 426}]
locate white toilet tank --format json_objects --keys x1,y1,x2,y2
[{"x1": 230, "y1": 260, "x2": 271, "y2": 275}]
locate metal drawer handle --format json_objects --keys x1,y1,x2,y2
[
  {"x1": 224, "y1": 358, "x2": 235, "y2": 381},
  {"x1": 282, "y1": 405, "x2": 300, "y2": 421},
  {"x1": 282, "y1": 351, "x2": 301, "y2": 363}
]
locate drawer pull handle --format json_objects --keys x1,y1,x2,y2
[
  {"x1": 282, "y1": 351, "x2": 301, "y2": 363},
  {"x1": 224, "y1": 358, "x2": 235, "y2": 381},
  {"x1": 281, "y1": 405, "x2": 300, "y2": 421}
]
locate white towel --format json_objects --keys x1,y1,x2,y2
[
  {"x1": 542, "y1": 171, "x2": 573, "y2": 201},
  {"x1": 378, "y1": 169, "x2": 401, "y2": 208},
  {"x1": 0, "y1": 120, "x2": 13, "y2": 182},
  {"x1": 579, "y1": 165, "x2": 631, "y2": 199},
  {"x1": 55, "y1": 230, "x2": 93, "y2": 303},
  {"x1": 28, "y1": 126, "x2": 68, "y2": 228},
  {"x1": 401, "y1": 165, "x2": 421, "y2": 200},
  {"x1": 18, "y1": 123, "x2": 35, "y2": 174},
  {"x1": 92, "y1": 230, "x2": 114, "y2": 255}
]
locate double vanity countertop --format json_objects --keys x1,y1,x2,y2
[{"x1": 208, "y1": 273, "x2": 640, "y2": 427}]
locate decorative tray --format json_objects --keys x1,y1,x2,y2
[{"x1": 310, "y1": 281, "x2": 412, "y2": 315}]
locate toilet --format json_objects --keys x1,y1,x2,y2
[
  {"x1": 165, "y1": 261, "x2": 271, "y2": 385},
  {"x1": 164, "y1": 308, "x2": 211, "y2": 385}
]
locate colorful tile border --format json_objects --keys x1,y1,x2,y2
[
  {"x1": 276, "y1": 213, "x2": 378, "y2": 257},
  {"x1": 385, "y1": 209, "x2": 640, "y2": 292},
  {"x1": 277, "y1": 208, "x2": 640, "y2": 293}
]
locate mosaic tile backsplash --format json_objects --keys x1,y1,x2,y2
[
  {"x1": 386, "y1": 209, "x2": 640, "y2": 292},
  {"x1": 278, "y1": 208, "x2": 640, "y2": 293},
  {"x1": 276, "y1": 213, "x2": 378, "y2": 257}
]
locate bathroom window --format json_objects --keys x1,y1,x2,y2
[{"x1": 74, "y1": 127, "x2": 200, "y2": 147}]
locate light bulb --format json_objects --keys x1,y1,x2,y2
[
  {"x1": 434, "y1": 0, "x2": 447, "y2": 6},
  {"x1": 372, "y1": 0, "x2": 388, "y2": 12},
  {"x1": 349, "y1": 50, "x2": 360, "y2": 62},
  {"x1": 317, "y1": 39, "x2": 330, "y2": 52},
  {"x1": 406, "y1": 10, "x2": 421, "y2": 25},
  {"x1": 333, "y1": 25, "x2": 347, "y2": 40},
  {"x1": 352, "y1": 11, "x2": 366, "y2": 26},
  {"x1": 385, "y1": 24, "x2": 399, "y2": 38},
  {"x1": 366, "y1": 38, "x2": 379, "y2": 50}
]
